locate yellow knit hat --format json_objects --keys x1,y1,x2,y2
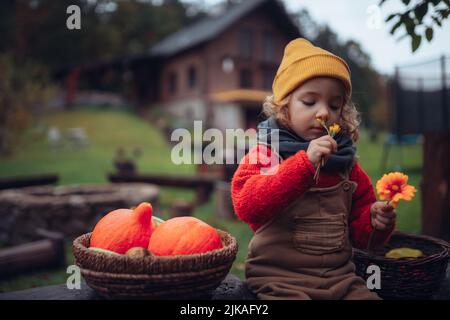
[{"x1": 272, "y1": 38, "x2": 352, "y2": 105}]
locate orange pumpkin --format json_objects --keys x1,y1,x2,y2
[
  {"x1": 90, "y1": 202, "x2": 155, "y2": 254},
  {"x1": 148, "y1": 216, "x2": 223, "y2": 256}
]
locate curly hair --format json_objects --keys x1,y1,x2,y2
[{"x1": 262, "y1": 94, "x2": 361, "y2": 142}]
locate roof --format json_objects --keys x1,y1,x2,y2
[
  {"x1": 149, "y1": 0, "x2": 300, "y2": 57},
  {"x1": 210, "y1": 89, "x2": 271, "y2": 104}
]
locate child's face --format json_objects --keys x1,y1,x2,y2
[{"x1": 287, "y1": 77, "x2": 345, "y2": 140}]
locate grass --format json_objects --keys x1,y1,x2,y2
[
  {"x1": 356, "y1": 134, "x2": 422, "y2": 234},
  {"x1": 0, "y1": 107, "x2": 194, "y2": 184},
  {"x1": 0, "y1": 107, "x2": 422, "y2": 292}
]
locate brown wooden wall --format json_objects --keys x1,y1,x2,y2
[
  {"x1": 204, "y1": 6, "x2": 290, "y2": 94},
  {"x1": 160, "y1": 49, "x2": 206, "y2": 103},
  {"x1": 158, "y1": 6, "x2": 293, "y2": 104}
]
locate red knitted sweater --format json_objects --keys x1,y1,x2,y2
[{"x1": 231, "y1": 144, "x2": 394, "y2": 249}]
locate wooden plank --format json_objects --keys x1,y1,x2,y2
[
  {"x1": 0, "y1": 174, "x2": 59, "y2": 190},
  {"x1": 108, "y1": 173, "x2": 216, "y2": 204},
  {"x1": 0, "y1": 274, "x2": 255, "y2": 300},
  {"x1": 0, "y1": 280, "x2": 100, "y2": 300},
  {"x1": 108, "y1": 173, "x2": 216, "y2": 188},
  {"x1": 421, "y1": 132, "x2": 450, "y2": 241},
  {"x1": 1, "y1": 269, "x2": 449, "y2": 300},
  {"x1": 0, "y1": 231, "x2": 65, "y2": 278}
]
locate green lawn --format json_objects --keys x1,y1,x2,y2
[
  {"x1": 356, "y1": 134, "x2": 422, "y2": 234},
  {"x1": 0, "y1": 108, "x2": 422, "y2": 292},
  {"x1": 0, "y1": 108, "x2": 194, "y2": 184}
]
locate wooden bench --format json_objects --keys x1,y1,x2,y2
[
  {"x1": 1, "y1": 266, "x2": 450, "y2": 300},
  {"x1": 108, "y1": 173, "x2": 216, "y2": 204},
  {"x1": 0, "y1": 174, "x2": 59, "y2": 190},
  {"x1": 0, "y1": 229, "x2": 65, "y2": 278},
  {"x1": 0, "y1": 274, "x2": 255, "y2": 300}
]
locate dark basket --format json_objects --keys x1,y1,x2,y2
[
  {"x1": 73, "y1": 229, "x2": 238, "y2": 299},
  {"x1": 353, "y1": 231, "x2": 450, "y2": 300}
]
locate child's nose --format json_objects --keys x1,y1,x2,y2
[{"x1": 316, "y1": 104, "x2": 329, "y2": 121}]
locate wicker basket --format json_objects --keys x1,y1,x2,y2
[
  {"x1": 73, "y1": 223, "x2": 238, "y2": 299},
  {"x1": 353, "y1": 231, "x2": 450, "y2": 300}
]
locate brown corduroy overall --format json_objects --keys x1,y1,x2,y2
[{"x1": 245, "y1": 163, "x2": 381, "y2": 300}]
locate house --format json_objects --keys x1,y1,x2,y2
[
  {"x1": 64, "y1": 0, "x2": 301, "y2": 131},
  {"x1": 149, "y1": 0, "x2": 300, "y2": 131}
]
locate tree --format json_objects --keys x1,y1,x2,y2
[
  {"x1": 0, "y1": 0, "x2": 208, "y2": 76},
  {"x1": 380, "y1": 0, "x2": 450, "y2": 52},
  {"x1": 0, "y1": 54, "x2": 54, "y2": 155}
]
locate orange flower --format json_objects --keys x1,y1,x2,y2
[{"x1": 376, "y1": 172, "x2": 417, "y2": 208}]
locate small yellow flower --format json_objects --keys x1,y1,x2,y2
[
  {"x1": 316, "y1": 117, "x2": 326, "y2": 126},
  {"x1": 328, "y1": 123, "x2": 341, "y2": 137},
  {"x1": 316, "y1": 117, "x2": 329, "y2": 135},
  {"x1": 313, "y1": 119, "x2": 341, "y2": 184}
]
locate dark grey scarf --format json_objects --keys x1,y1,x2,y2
[{"x1": 257, "y1": 117, "x2": 356, "y2": 174}]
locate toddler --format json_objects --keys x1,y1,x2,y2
[{"x1": 231, "y1": 38, "x2": 396, "y2": 300}]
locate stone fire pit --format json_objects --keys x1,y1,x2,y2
[{"x1": 0, "y1": 183, "x2": 159, "y2": 245}]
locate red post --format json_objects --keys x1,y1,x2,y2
[{"x1": 65, "y1": 67, "x2": 81, "y2": 107}]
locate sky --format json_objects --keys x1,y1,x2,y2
[
  {"x1": 283, "y1": 0, "x2": 450, "y2": 76},
  {"x1": 183, "y1": 0, "x2": 450, "y2": 76}
]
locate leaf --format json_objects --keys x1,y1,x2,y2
[
  {"x1": 414, "y1": 2, "x2": 429, "y2": 23},
  {"x1": 412, "y1": 34, "x2": 422, "y2": 52},
  {"x1": 440, "y1": 9, "x2": 450, "y2": 18},
  {"x1": 386, "y1": 13, "x2": 397, "y2": 22},
  {"x1": 401, "y1": 0, "x2": 411, "y2": 5},
  {"x1": 403, "y1": 14, "x2": 415, "y2": 35},
  {"x1": 390, "y1": 20, "x2": 403, "y2": 34},
  {"x1": 425, "y1": 27, "x2": 433, "y2": 42},
  {"x1": 432, "y1": 16, "x2": 442, "y2": 26},
  {"x1": 385, "y1": 247, "x2": 424, "y2": 259}
]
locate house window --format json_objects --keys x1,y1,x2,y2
[
  {"x1": 168, "y1": 71, "x2": 177, "y2": 94},
  {"x1": 263, "y1": 32, "x2": 275, "y2": 61},
  {"x1": 263, "y1": 69, "x2": 274, "y2": 90},
  {"x1": 187, "y1": 66, "x2": 197, "y2": 89},
  {"x1": 239, "y1": 29, "x2": 253, "y2": 58},
  {"x1": 240, "y1": 69, "x2": 253, "y2": 88}
]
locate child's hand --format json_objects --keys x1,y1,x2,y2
[
  {"x1": 306, "y1": 135, "x2": 338, "y2": 167},
  {"x1": 370, "y1": 201, "x2": 396, "y2": 231}
]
